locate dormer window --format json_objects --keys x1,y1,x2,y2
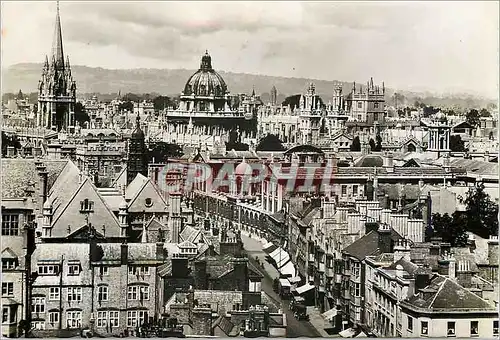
[
  {"x1": 80, "y1": 199, "x2": 94, "y2": 213},
  {"x1": 38, "y1": 264, "x2": 60, "y2": 275},
  {"x1": 2, "y1": 259, "x2": 17, "y2": 271},
  {"x1": 68, "y1": 263, "x2": 81, "y2": 276},
  {"x1": 145, "y1": 198, "x2": 153, "y2": 207}
]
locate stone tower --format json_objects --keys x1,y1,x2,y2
[
  {"x1": 127, "y1": 115, "x2": 148, "y2": 185},
  {"x1": 37, "y1": 1, "x2": 76, "y2": 132},
  {"x1": 270, "y1": 86, "x2": 277, "y2": 106}
]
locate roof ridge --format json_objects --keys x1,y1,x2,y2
[{"x1": 428, "y1": 276, "x2": 448, "y2": 307}]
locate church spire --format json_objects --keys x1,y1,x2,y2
[{"x1": 51, "y1": 0, "x2": 65, "y2": 70}]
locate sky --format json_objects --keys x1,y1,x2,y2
[{"x1": 1, "y1": 1, "x2": 498, "y2": 98}]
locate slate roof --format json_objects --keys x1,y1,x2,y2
[
  {"x1": 405, "y1": 276, "x2": 496, "y2": 311},
  {"x1": 354, "y1": 155, "x2": 384, "y2": 167},
  {"x1": 343, "y1": 229, "x2": 402, "y2": 261},
  {"x1": 449, "y1": 158, "x2": 498, "y2": 177},
  {"x1": 1, "y1": 158, "x2": 67, "y2": 199}
]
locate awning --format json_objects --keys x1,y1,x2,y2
[
  {"x1": 321, "y1": 308, "x2": 338, "y2": 321},
  {"x1": 276, "y1": 256, "x2": 290, "y2": 269},
  {"x1": 279, "y1": 261, "x2": 296, "y2": 277},
  {"x1": 356, "y1": 331, "x2": 368, "y2": 338},
  {"x1": 339, "y1": 328, "x2": 356, "y2": 338},
  {"x1": 263, "y1": 242, "x2": 277, "y2": 254},
  {"x1": 279, "y1": 278, "x2": 291, "y2": 287},
  {"x1": 296, "y1": 283, "x2": 315, "y2": 295}
]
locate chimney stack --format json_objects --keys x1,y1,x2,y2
[{"x1": 36, "y1": 163, "x2": 48, "y2": 205}]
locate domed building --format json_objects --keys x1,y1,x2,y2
[{"x1": 164, "y1": 51, "x2": 258, "y2": 148}]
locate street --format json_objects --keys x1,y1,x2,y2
[{"x1": 241, "y1": 234, "x2": 321, "y2": 338}]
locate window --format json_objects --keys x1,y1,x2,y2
[
  {"x1": 145, "y1": 198, "x2": 153, "y2": 207},
  {"x1": 67, "y1": 287, "x2": 82, "y2": 302},
  {"x1": 354, "y1": 283, "x2": 361, "y2": 297},
  {"x1": 2, "y1": 259, "x2": 17, "y2": 270},
  {"x1": 129, "y1": 266, "x2": 149, "y2": 276},
  {"x1": 447, "y1": 321, "x2": 455, "y2": 337},
  {"x1": 421, "y1": 321, "x2": 428, "y2": 335},
  {"x1": 49, "y1": 311, "x2": 59, "y2": 324},
  {"x1": 2, "y1": 214, "x2": 19, "y2": 236},
  {"x1": 97, "y1": 311, "x2": 108, "y2": 328},
  {"x1": 32, "y1": 297, "x2": 46, "y2": 313},
  {"x1": 66, "y1": 311, "x2": 82, "y2": 329},
  {"x1": 352, "y1": 262, "x2": 361, "y2": 279},
  {"x1": 68, "y1": 264, "x2": 80, "y2": 276},
  {"x1": 109, "y1": 311, "x2": 119, "y2": 328},
  {"x1": 2, "y1": 307, "x2": 8, "y2": 323},
  {"x1": 140, "y1": 287, "x2": 150, "y2": 301},
  {"x1": 2, "y1": 282, "x2": 14, "y2": 296},
  {"x1": 80, "y1": 199, "x2": 94, "y2": 213},
  {"x1": 98, "y1": 286, "x2": 108, "y2": 302},
  {"x1": 374, "y1": 113, "x2": 379, "y2": 121},
  {"x1": 357, "y1": 102, "x2": 363, "y2": 109},
  {"x1": 99, "y1": 266, "x2": 109, "y2": 276},
  {"x1": 352, "y1": 185, "x2": 358, "y2": 197},
  {"x1": 494, "y1": 320, "x2": 499, "y2": 336},
  {"x1": 407, "y1": 316, "x2": 413, "y2": 332},
  {"x1": 32, "y1": 321, "x2": 45, "y2": 330},
  {"x1": 49, "y1": 287, "x2": 60, "y2": 301},
  {"x1": 341, "y1": 185, "x2": 347, "y2": 196},
  {"x1": 470, "y1": 321, "x2": 478, "y2": 337},
  {"x1": 128, "y1": 286, "x2": 138, "y2": 300},
  {"x1": 127, "y1": 311, "x2": 147, "y2": 328},
  {"x1": 38, "y1": 264, "x2": 60, "y2": 275}
]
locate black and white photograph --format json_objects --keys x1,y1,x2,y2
[{"x1": 1, "y1": 1, "x2": 498, "y2": 338}]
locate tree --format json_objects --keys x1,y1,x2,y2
[
  {"x1": 465, "y1": 183, "x2": 498, "y2": 238},
  {"x1": 430, "y1": 212, "x2": 468, "y2": 247},
  {"x1": 450, "y1": 135, "x2": 467, "y2": 152},
  {"x1": 118, "y1": 101, "x2": 134, "y2": 113},
  {"x1": 256, "y1": 134, "x2": 285, "y2": 151},
  {"x1": 466, "y1": 109, "x2": 481, "y2": 127},
  {"x1": 480, "y1": 108, "x2": 491, "y2": 117},
  {"x1": 350, "y1": 136, "x2": 361, "y2": 151},
  {"x1": 281, "y1": 94, "x2": 324, "y2": 109},
  {"x1": 147, "y1": 142, "x2": 183, "y2": 163},
  {"x1": 152, "y1": 96, "x2": 172, "y2": 112},
  {"x1": 74, "y1": 102, "x2": 90, "y2": 125},
  {"x1": 369, "y1": 138, "x2": 376, "y2": 151}
]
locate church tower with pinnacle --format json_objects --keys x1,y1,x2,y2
[
  {"x1": 127, "y1": 115, "x2": 148, "y2": 185},
  {"x1": 37, "y1": 1, "x2": 77, "y2": 132}
]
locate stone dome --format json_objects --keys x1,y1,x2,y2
[{"x1": 183, "y1": 51, "x2": 228, "y2": 97}]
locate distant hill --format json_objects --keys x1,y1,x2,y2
[{"x1": 2, "y1": 63, "x2": 496, "y2": 109}]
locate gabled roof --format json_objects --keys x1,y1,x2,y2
[
  {"x1": 125, "y1": 173, "x2": 168, "y2": 213},
  {"x1": 402, "y1": 158, "x2": 423, "y2": 168},
  {"x1": 51, "y1": 178, "x2": 122, "y2": 238},
  {"x1": 66, "y1": 224, "x2": 106, "y2": 241},
  {"x1": 1, "y1": 247, "x2": 18, "y2": 259},
  {"x1": 453, "y1": 121, "x2": 475, "y2": 129},
  {"x1": 178, "y1": 240, "x2": 197, "y2": 249}
]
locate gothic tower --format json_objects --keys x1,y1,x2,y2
[
  {"x1": 37, "y1": 2, "x2": 76, "y2": 132},
  {"x1": 270, "y1": 86, "x2": 277, "y2": 106},
  {"x1": 127, "y1": 115, "x2": 148, "y2": 185}
]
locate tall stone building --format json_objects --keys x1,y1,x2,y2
[
  {"x1": 36, "y1": 2, "x2": 77, "y2": 132},
  {"x1": 345, "y1": 77, "x2": 385, "y2": 125},
  {"x1": 127, "y1": 115, "x2": 148, "y2": 185}
]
